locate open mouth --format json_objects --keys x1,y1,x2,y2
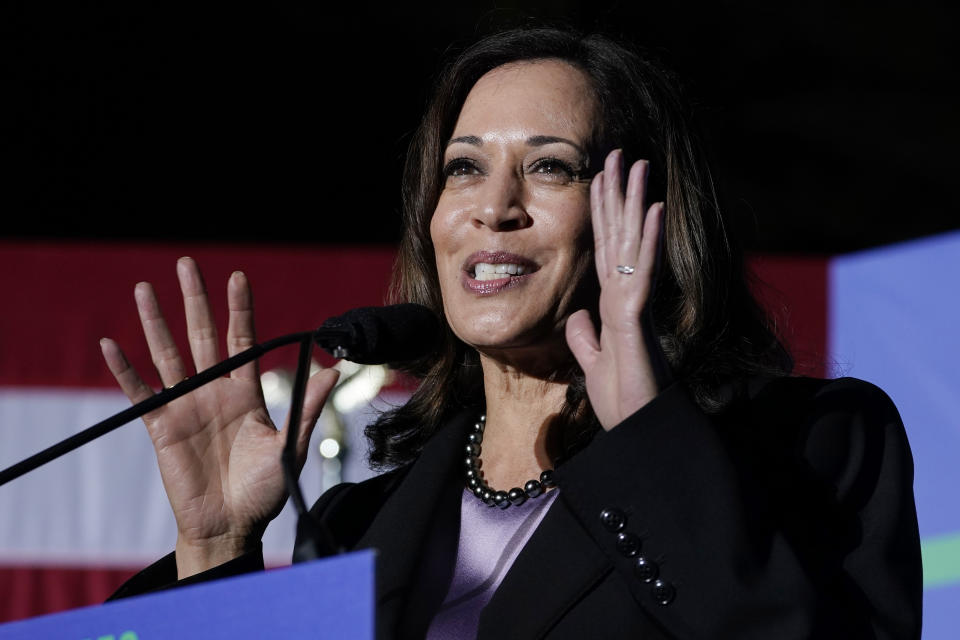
[
  {"x1": 470, "y1": 261, "x2": 532, "y2": 280},
  {"x1": 464, "y1": 251, "x2": 539, "y2": 281}
]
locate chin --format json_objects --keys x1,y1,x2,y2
[{"x1": 452, "y1": 312, "x2": 567, "y2": 353}]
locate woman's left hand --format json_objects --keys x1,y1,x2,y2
[{"x1": 566, "y1": 149, "x2": 665, "y2": 430}]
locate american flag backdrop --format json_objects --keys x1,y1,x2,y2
[{"x1": 0, "y1": 237, "x2": 957, "y2": 637}]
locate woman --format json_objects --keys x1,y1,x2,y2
[{"x1": 105, "y1": 28, "x2": 922, "y2": 639}]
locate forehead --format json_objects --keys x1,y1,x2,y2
[{"x1": 452, "y1": 59, "x2": 597, "y2": 141}]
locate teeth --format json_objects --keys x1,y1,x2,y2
[{"x1": 473, "y1": 262, "x2": 527, "y2": 281}]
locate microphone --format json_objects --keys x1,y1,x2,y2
[{"x1": 314, "y1": 303, "x2": 441, "y2": 364}]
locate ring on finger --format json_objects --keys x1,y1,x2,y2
[{"x1": 616, "y1": 265, "x2": 636, "y2": 275}]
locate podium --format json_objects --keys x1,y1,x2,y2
[{"x1": 0, "y1": 550, "x2": 374, "y2": 639}]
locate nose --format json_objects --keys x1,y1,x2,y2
[{"x1": 471, "y1": 168, "x2": 530, "y2": 232}]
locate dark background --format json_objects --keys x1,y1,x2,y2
[{"x1": 4, "y1": 2, "x2": 958, "y2": 253}]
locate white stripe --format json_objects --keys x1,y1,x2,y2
[{"x1": 0, "y1": 388, "x2": 394, "y2": 566}]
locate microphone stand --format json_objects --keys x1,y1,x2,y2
[
  {"x1": 285, "y1": 335, "x2": 340, "y2": 562},
  {"x1": 0, "y1": 329, "x2": 348, "y2": 559}
]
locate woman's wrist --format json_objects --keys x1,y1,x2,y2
[{"x1": 175, "y1": 532, "x2": 259, "y2": 580}]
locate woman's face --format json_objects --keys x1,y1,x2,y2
[{"x1": 430, "y1": 59, "x2": 597, "y2": 357}]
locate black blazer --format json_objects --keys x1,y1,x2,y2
[{"x1": 112, "y1": 377, "x2": 923, "y2": 639}]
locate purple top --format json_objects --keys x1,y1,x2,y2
[{"x1": 425, "y1": 488, "x2": 559, "y2": 639}]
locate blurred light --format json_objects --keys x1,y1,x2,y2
[
  {"x1": 318, "y1": 438, "x2": 340, "y2": 459},
  {"x1": 333, "y1": 359, "x2": 363, "y2": 380},
  {"x1": 260, "y1": 369, "x2": 292, "y2": 406},
  {"x1": 331, "y1": 364, "x2": 388, "y2": 413},
  {"x1": 261, "y1": 360, "x2": 328, "y2": 407}
]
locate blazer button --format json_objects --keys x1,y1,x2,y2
[
  {"x1": 616, "y1": 531, "x2": 641, "y2": 557},
  {"x1": 600, "y1": 508, "x2": 627, "y2": 532},
  {"x1": 651, "y1": 579, "x2": 675, "y2": 605},
  {"x1": 633, "y1": 555, "x2": 659, "y2": 583}
]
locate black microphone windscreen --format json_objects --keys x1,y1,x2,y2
[{"x1": 316, "y1": 303, "x2": 441, "y2": 364}]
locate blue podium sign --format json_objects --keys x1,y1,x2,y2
[{"x1": 0, "y1": 550, "x2": 374, "y2": 640}]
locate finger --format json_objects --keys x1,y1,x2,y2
[
  {"x1": 638, "y1": 202, "x2": 664, "y2": 280},
  {"x1": 590, "y1": 171, "x2": 608, "y2": 278},
  {"x1": 565, "y1": 309, "x2": 600, "y2": 373},
  {"x1": 177, "y1": 257, "x2": 220, "y2": 372},
  {"x1": 135, "y1": 281, "x2": 188, "y2": 386},
  {"x1": 619, "y1": 160, "x2": 649, "y2": 267},
  {"x1": 226, "y1": 270, "x2": 259, "y2": 380},
  {"x1": 100, "y1": 337, "x2": 156, "y2": 405},
  {"x1": 287, "y1": 369, "x2": 341, "y2": 466},
  {"x1": 602, "y1": 150, "x2": 624, "y2": 276}
]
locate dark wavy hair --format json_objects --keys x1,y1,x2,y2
[{"x1": 366, "y1": 26, "x2": 792, "y2": 469}]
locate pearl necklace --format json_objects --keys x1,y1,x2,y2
[{"x1": 464, "y1": 414, "x2": 556, "y2": 508}]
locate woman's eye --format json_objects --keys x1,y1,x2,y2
[
  {"x1": 443, "y1": 158, "x2": 481, "y2": 178},
  {"x1": 529, "y1": 158, "x2": 579, "y2": 181}
]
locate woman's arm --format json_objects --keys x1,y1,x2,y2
[
  {"x1": 554, "y1": 376, "x2": 922, "y2": 639},
  {"x1": 563, "y1": 150, "x2": 921, "y2": 638}
]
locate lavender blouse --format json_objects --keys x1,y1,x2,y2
[{"x1": 425, "y1": 488, "x2": 559, "y2": 639}]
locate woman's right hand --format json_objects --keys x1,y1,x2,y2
[{"x1": 100, "y1": 257, "x2": 339, "y2": 579}]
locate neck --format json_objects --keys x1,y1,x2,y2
[{"x1": 475, "y1": 348, "x2": 570, "y2": 490}]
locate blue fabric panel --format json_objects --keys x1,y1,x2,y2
[
  {"x1": 830, "y1": 231, "x2": 960, "y2": 639},
  {"x1": 0, "y1": 550, "x2": 374, "y2": 639}
]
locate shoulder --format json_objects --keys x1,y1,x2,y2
[
  {"x1": 740, "y1": 376, "x2": 911, "y2": 502},
  {"x1": 744, "y1": 375, "x2": 903, "y2": 438}
]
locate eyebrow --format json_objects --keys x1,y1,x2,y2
[{"x1": 446, "y1": 134, "x2": 586, "y2": 157}]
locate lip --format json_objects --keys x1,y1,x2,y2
[{"x1": 460, "y1": 250, "x2": 539, "y2": 296}]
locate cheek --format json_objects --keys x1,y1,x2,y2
[
  {"x1": 535, "y1": 197, "x2": 592, "y2": 253},
  {"x1": 428, "y1": 196, "x2": 461, "y2": 251},
  {"x1": 428, "y1": 207, "x2": 462, "y2": 297}
]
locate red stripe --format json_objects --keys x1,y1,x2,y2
[
  {"x1": 748, "y1": 255, "x2": 829, "y2": 378},
  {"x1": 0, "y1": 243, "x2": 829, "y2": 387},
  {"x1": 0, "y1": 565, "x2": 139, "y2": 623},
  {"x1": 0, "y1": 242, "x2": 396, "y2": 388}
]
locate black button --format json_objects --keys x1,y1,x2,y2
[
  {"x1": 616, "y1": 531, "x2": 641, "y2": 557},
  {"x1": 651, "y1": 579, "x2": 675, "y2": 605},
  {"x1": 600, "y1": 508, "x2": 627, "y2": 532},
  {"x1": 633, "y1": 555, "x2": 658, "y2": 582}
]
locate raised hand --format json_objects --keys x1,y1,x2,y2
[
  {"x1": 565, "y1": 150, "x2": 664, "y2": 430},
  {"x1": 100, "y1": 257, "x2": 339, "y2": 577}
]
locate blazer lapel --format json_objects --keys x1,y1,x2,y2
[
  {"x1": 477, "y1": 496, "x2": 612, "y2": 638},
  {"x1": 355, "y1": 408, "x2": 476, "y2": 636}
]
